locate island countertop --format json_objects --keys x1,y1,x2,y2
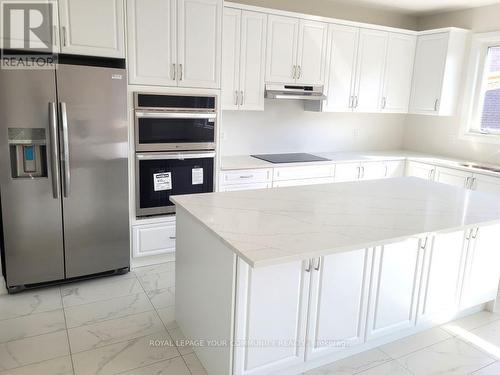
[{"x1": 170, "y1": 177, "x2": 500, "y2": 267}]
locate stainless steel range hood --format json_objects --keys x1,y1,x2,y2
[{"x1": 265, "y1": 84, "x2": 326, "y2": 101}]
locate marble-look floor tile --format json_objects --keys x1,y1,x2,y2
[
  {"x1": 72, "y1": 331, "x2": 179, "y2": 375},
  {"x1": 397, "y1": 337, "x2": 495, "y2": 375},
  {"x1": 68, "y1": 311, "x2": 165, "y2": 353},
  {"x1": 64, "y1": 292, "x2": 153, "y2": 329},
  {"x1": 168, "y1": 327, "x2": 193, "y2": 356},
  {"x1": 0, "y1": 356, "x2": 73, "y2": 375},
  {"x1": 0, "y1": 287, "x2": 62, "y2": 320},
  {"x1": 138, "y1": 271, "x2": 175, "y2": 293},
  {"x1": 146, "y1": 287, "x2": 175, "y2": 310},
  {"x1": 471, "y1": 362, "x2": 500, "y2": 374},
  {"x1": 61, "y1": 277, "x2": 143, "y2": 307},
  {"x1": 119, "y1": 356, "x2": 190, "y2": 375},
  {"x1": 380, "y1": 327, "x2": 452, "y2": 359},
  {"x1": 355, "y1": 360, "x2": 412, "y2": 375},
  {"x1": 463, "y1": 319, "x2": 500, "y2": 359},
  {"x1": 157, "y1": 306, "x2": 178, "y2": 330},
  {"x1": 133, "y1": 262, "x2": 175, "y2": 278},
  {"x1": 0, "y1": 309, "x2": 66, "y2": 343},
  {"x1": 303, "y1": 349, "x2": 391, "y2": 375},
  {"x1": 183, "y1": 353, "x2": 208, "y2": 375},
  {"x1": 442, "y1": 311, "x2": 500, "y2": 333},
  {"x1": 0, "y1": 331, "x2": 70, "y2": 371}
]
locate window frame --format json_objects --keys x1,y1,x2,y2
[{"x1": 461, "y1": 31, "x2": 500, "y2": 143}]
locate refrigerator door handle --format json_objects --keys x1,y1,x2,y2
[
  {"x1": 49, "y1": 102, "x2": 60, "y2": 199},
  {"x1": 59, "y1": 102, "x2": 71, "y2": 198}
]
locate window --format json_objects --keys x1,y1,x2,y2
[{"x1": 463, "y1": 32, "x2": 500, "y2": 139}]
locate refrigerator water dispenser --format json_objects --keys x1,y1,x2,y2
[{"x1": 8, "y1": 128, "x2": 47, "y2": 178}]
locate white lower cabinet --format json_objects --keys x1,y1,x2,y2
[
  {"x1": 273, "y1": 177, "x2": 334, "y2": 188},
  {"x1": 332, "y1": 163, "x2": 360, "y2": 182},
  {"x1": 471, "y1": 173, "x2": 500, "y2": 195},
  {"x1": 219, "y1": 182, "x2": 271, "y2": 191},
  {"x1": 306, "y1": 249, "x2": 372, "y2": 360},
  {"x1": 366, "y1": 238, "x2": 423, "y2": 340},
  {"x1": 434, "y1": 166, "x2": 471, "y2": 188},
  {"x1": 405, "y1": 161, "x2": 436, "y2": 181},
  {"x1": 360, "y1": 161, "x2": 388, "y2": 180},
  {"x1": 132, "y1": 218, "x2": 176, "y2": 258},
  {"x1": 335, "y1": 160, "x2": 400, "y2": 182},
  {"x1": 219, "y1": 168, "x2": 272, "y2": 192}
]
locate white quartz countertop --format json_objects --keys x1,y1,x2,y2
[
  {"x1": 220, "y1": 150, "x2": 500, "y2": 178},
  {"x1": 171, "y1": 177, "x2": 500, "y2": 268}
]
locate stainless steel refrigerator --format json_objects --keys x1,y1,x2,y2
[{"x1": 0, "y1": 58, "x2": 129, "y2": 293}]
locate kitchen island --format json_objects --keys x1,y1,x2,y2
[{"x1": 171, "y1": 177, "x2": 500, "y2": 375}]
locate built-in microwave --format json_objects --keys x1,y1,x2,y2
[
  {"x1": 134, "y1": 92, "x2": 216, "y2": 152},
  {"x1": 135, "y1": 151, "x2": 215, "y2": 216}
]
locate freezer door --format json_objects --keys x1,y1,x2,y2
[
  {"x1": 0, "y1": 69, "x2": 65, "y2": 287},
  {"x1": 56, "y1": 64, "x2": 129, "y2": 278}
]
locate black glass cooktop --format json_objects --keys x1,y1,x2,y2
[{"x1": 251, "y1": 153, "x2": 330, "y2": 164}]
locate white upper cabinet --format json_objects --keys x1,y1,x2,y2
[
  {"x1": 177, "y1": 0, "x2": 222, "y2": 88},
  {"x1": 265, "y1": 15, "x2": 299, "y2": 84},
  {"x1": 410, "y1": 29, "x2": 468, "y2": 116},
  {"x1": 127, "y1": 0, "x2": 222, "y2": 88},
  {"x1": 266, "y1": 16, "x2": 327, "y2": 85},
  {"x1": 323, "y1": 24, "x2": 359, "y2": 112},
  {"x1": 381, "y1": 33, "x2": 416, "y2": 113},
  {"x1": 295, "y1": 20, "x2": 328, "y2": 85},
  {"x1": 58, "y1": 0, "x2": 125, "y2": 58},
  {"x1": 222, "y1": 8, "x2": 267, "y2": 111},
  {"x1": 127, "y1": 0, "x2": 177, "y2": 86},
  {"x1": 353, "y1": 29, "x2": 388, "y2": 112}
]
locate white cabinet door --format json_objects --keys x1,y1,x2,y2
[
  {"x1": 353, "y1": 29, "x2": 388, "y2": 112},
  {"x1": 273, "y1": 177, "x2": 335, "y2": 188},
  {"x1": 386, "y1": 160, "x2": 406, "y2": 177},
  {"x1": 239, "y1": 11, "x2": 267, "y2": 111},
  {"x1": 406, "y1": 161, "x2": 436, "y2": 181},
  {"x1": 360, "y1": 161, "x2": 387, "y2": 180},
  {"x1": 219, "y1": 168, "x2": 272, "y2": 185},
  {"x1": 461, "y1": 224, "x2": 500, "y2": 308},
  {"x1": 265, "y1": 15, "x2": 299, "y2": 84},
  {"x1": 335, "y1": 163, "x2": 360, "y2": 182},
  {"x1": 132, "y1": 220, "x2": 176, "y2": 258},
  {"x1": 366, "y1": 238, "x2": 422, "y2": 340},
  {"x1": 219, "y1": 182, "x2": 271, "y2": 192},
  {"x1": 177, "y1": 0, "x2": 222, "y2": 88},
  {"x1": 234, "y1": 259, "x2": 310, "y2": 375},
  {"x1": 418, "y1": 231, "x2": 466, "y2": 324},
  {"x1": 434, "y1": 167, "x2": 472, "y2": 188},
  {"x1": 306, "y1": 249, "x2": 372, "y2": 359},
  {"x1": 59, "y1": 0, "x2": 125, "y2": 58},
  {"x1": 381, "y1": 33, "x2": 416, "y2": 113},
  {"x1": 127, "y1": 0, "x2": 177, "y2": 86},
  {"x1": 472, "y1": 173, "x2": 500, "y2": 195},
  {"x1": 324, "y1": 24, "x2": 358, "y2": 112},
  {"x1": 221, "y1": 7, "x2": 241, "y2": 110},
  {"x1": 296, "y1": 20, "x2": 328, "y2": 85},
  {"x1": 409, "y1": 33, "x2": 448, "y2": 114}
]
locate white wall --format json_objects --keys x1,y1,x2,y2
[
  {"x1": 403, "y1": 4, "x2": 500, "y2": 164},
  {"x1": 220, "y1": 100, "x2": 406, "y2": 156}
]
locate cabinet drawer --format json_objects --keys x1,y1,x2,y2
[
  {"x1": 132, "y1": 220, "x2": 176, "y2": 258},
  {"x1": 220, "y1": 168, "x2": 272, "y2": 185},
  {"x1": 272, "y1": 177, "x2": 334, "y2": 188},
  {"x1": 273, "y1": 165, "x2": 335, "y2": 181},
  {"x1": 219, "y1": 182, "x2": 271, "y2": 192}
]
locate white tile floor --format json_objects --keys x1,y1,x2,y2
[{"x1": 0, "y1": 263, "x2": 499, "y2": 375}]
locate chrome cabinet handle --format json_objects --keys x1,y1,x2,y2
[
  {"x1": 59, "y1": 102, "x2": 71, "y2": 198},
  {"x1": 169, "y1": 236, "x2": 176, "y2": 240},
  {"x1": 428, "y1": 170, "x2": 433, "y2": 180},
  {"x1": 354, "y1": 96, "x2": 359, "y2": 108},
  {"x1": 349, "y1": 96, "x2": 354, "y2": 109},
  {"x1": 297, "y1": 65, "x2": 302, "y2": 79},
  {"x1": 53, "y1": 26, "x2": 58, "y2": 47},
  {"x1": 49, "y1": 103, "x2": 60, "y2": 199},
  {"x1": 240, "y1": 90, "x2": 244, "y2": 106},
  {"x1": 472, "y1": 227, "x2": 479, "y2": 239},
  {"x1": 314, "y1": 257, "x2": 321, "y2": 271},
  {"x1": 178, "y1": 64, "x2": 183, "y2": 81},
  {"x1": 171, "y1": 63, "x2": 176, "y2": 80},
  {"x1": 62, "y1": 26, "x2": 67, "y2": 46},
  {"x1": 305, "y1": 259, "x2": 312, "y2": 272},
  {"x1": 420, "y1": 236, "x2": 428, "y2": 250},
  {"x1": 292, "y1": 65, "x2": 297, "y2": 79},
  {"x1": 465, "y1": 177, "x2": 471, "y2": 189},
  {"x1": 239, "y1": 175, "x2": 254, "y2": 179},
  {"x1": 382, "y1": 97, "x2": 386, "y2": 109},
  {"x1": 234, "y1": 91, "x2": 239, "y2": 106},
  {"x1": 470, "y1": 177, "x2": 477, "y2": 190},
  {"x1": 434, "y1": 99, "x2": 439, "y2": 111}
]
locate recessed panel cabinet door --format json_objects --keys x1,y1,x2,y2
[
  {"x1": 177, "y1": 0, "x2": 222, "y2": 88},
  {"x1": 324, "y1": 25, "x2": 358, "y2": 112},
  {"x1": 296, "y1": 20, "x2": 328, "y2": 85},
  {"x1": 306, "y1": 250, "x2": 372, "y2": 360},
  {"x1": 221, "y1": 8, "x2": 241, "y2": 110},
  {"x1": 127, "y1": 0, "x2": 177, "y2": 86},
  {"x1": 58, "y1": 0, "x2": 125, "y2": 58},
  {"x1": 410, "y1": 33, "x2": 448, "y2": 114},
  {"x1": 265, "y1": 15, "x2": 298, "y2": 84},
  {"x1": 405, "y1": 161, "x2": 435, "y2": 181},
  {"x1": 239, "y1": 11, "x2": 267, "y2": 111},
  {"x1": 353, "y1": 29, "x2": 388, "y2": 112},
  {"x1": 366, "y1": 239, "x2": 422, "y2": 340},
  {"x1": 472, "y1": 174, "x2": 500, "y2": 195},
  {"x1": 434, "y1": 167, "x2": 471, "y2": 188},
  {"x1": 381, "y1": 33, "x2": 416, "y2": 113}
]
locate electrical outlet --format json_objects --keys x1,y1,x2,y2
[
  {"x1": 353, "y1": 129, "x2": 360, "y2": 137},
  {"x1": 220, "y1": 131, "x2": 227, "y2": 141}
]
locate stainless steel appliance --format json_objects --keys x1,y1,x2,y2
[
  {"x1": 265, "y1": 84, "x2": 327, "y2": 101},
  {"x1": 0, "y1": 56, "x2": 129, "y2": 293},
  {"x1": 251, "y1": 153, "x2": 330, "y2": 164},
  {"x1": 134, "y1": 93, "x2": 216, "y2": 217}
]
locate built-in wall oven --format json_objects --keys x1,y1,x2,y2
[{"x1": 134, "y1": 93, "x2": 216, "y2": 216}]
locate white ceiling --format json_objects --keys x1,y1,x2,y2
[{"x1": 331, "y1": 0, "x2": 500, "y2": 15}]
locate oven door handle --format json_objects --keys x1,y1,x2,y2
[
  {"x1": 135, "y1": 111, "x2": 216, "y2": 119},
  {"x1": 136, "y1": 152, "x2": 216, "y2": 160}
]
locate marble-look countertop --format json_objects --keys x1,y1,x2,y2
[
  {"x1": 171, "y1": 177, "x2": 500, "y2": 267},
  {"x1": 220, "y1": 150, "x2": 500, "y2": 178}
]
